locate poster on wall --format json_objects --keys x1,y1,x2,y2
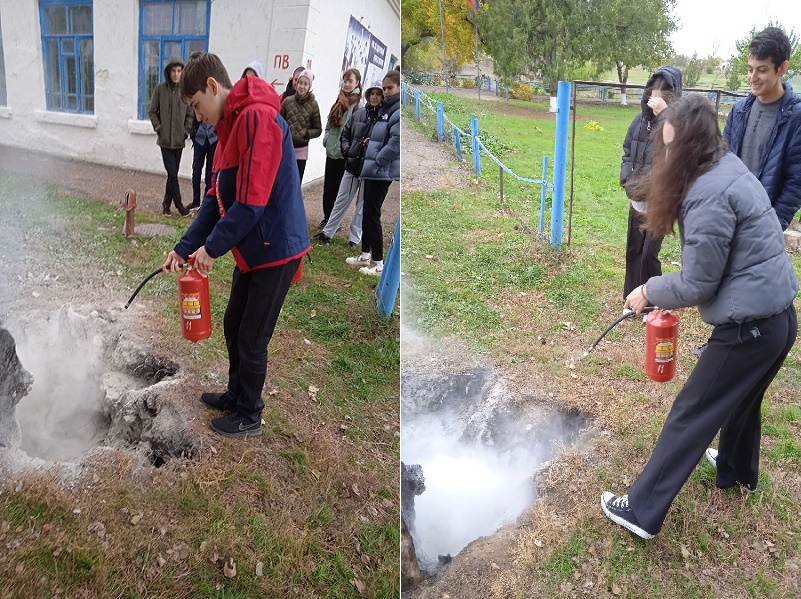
[{"x1": 342, "y1": 15, "x2": 387, "y2": 89}]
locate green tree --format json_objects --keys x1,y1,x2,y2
[
  {"x1": 401, "y1": 0, "x2": 479, "y2": 71},
  {"x1": 590, "y1": 0, "x2": 677, "y2": 105},
  {"x1": 477, "y1": 0, "x2": 593, "y2": 103},
  {"x1": 728, "y1": 23, "x2": 801, "y2": 89},
  {"x1": 682, "y1": 52, "x2": 703, "y2": 87}
]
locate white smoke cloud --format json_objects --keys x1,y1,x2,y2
[
  {"x1": 6, "y1": 307, "x2": 109, "y2": 461},
  {"x1": 401, "y1": 325, "x2": 582, "y2": 565}
]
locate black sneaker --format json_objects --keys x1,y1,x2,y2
[
  {"x1": 601, "y1": 492, "x2": 654, "y2": 539},
  {"x1": 312, "y1": 232, "x2": 332, "y2": 244},
  {"x1": 201, "y1": 391, "x2": 236, "y2": 412},
  {"x1": 210, "y1": 413, "x2": 262, "y2": 438},
  {"x1": 348, "y1": 241, "x2": 358, "y2": 249},
  {"x1": 691, "y1": 343, "x2": 708, "y2": 357},
  {"x1": 318, "y1": 219, "x2": 328, "y2": 229},
  {"x1": 162, "y1": 211, "x2": 172, "y2": 217}
]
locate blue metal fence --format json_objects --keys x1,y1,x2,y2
[{"x1": 403, "y1": 82, "x2": 570, "y2": 248}]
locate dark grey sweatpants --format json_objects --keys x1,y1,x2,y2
[{"x1": 628, "y1": 304, "x2": 797, "y2": 534}]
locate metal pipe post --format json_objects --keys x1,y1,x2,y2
[
  {"x1": 539, "y1": 156, "x2": 548, "y2": 234},
  {"x1": 499, "y1": 166, "x2": 504, "y2": 205},
  {"x1": 471, "y1": 116, "x2": 480, "y2": 175},
  {"x1": 415, "y1": 89, "x2": 421, "y2": 121},
  {"x1": 401, "y1": 82, "x2": 407, "y2": 105},
  {"x1": 550, "y1": 81, "x2": 571, "y2": 249},
  {"x1": 376, "y1": 220, "x2": 401, "y2": 319},
  {"x1": 454, "y1": 127, "x2": 462, "y2": 160},
  {"x1": 436, "y1": 102, "x2": 444, "y2": 142}
]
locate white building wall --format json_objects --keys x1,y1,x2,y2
[{"x1": 0, "y1": 0, "x2": 398, "y2": 183}]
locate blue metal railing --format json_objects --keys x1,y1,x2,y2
[{"x1": 403, "y1": 82, "x2": 570, "y2": 248}]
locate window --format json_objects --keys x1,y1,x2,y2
[
  {"x1": 0, "y1": 13, "x2": 7, "y2": 106},
  {"x1": 39, "y1": 0, "x2": 94, "y2": 113},
  {"x1": 138, "y1": 0, "x2": 209, "y2": 119}
]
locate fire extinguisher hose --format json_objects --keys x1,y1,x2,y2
[
  {"x1": 125, "y1": 261, "x2": 194, "y2": 309},
  {"x1": 124, "y1": 267, "x2": 164, "y2": 309},
  {"x1": 583, "y1": 305, "x2": 657, "y2": 357}
]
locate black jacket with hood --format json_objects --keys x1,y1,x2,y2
[
  {"x1": 340, "y1": 85, "x2": 382, "y2": 176},
  {"x1": 148, "y1": 56, "x2": 194, "y2": 149},
  {"x1": 620, "y1": 66, "x2": 683, "y2": 203}
]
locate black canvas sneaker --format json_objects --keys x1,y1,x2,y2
[
  {"x1": 210, "y1": 413, "x2": 262, "y2": 438},
  {"x1": 601, "y1": 492, "x2": 654, "y2": 539}
]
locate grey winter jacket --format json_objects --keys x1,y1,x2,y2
[
  {"x1": 360, "y1": 93, "x2": 400, "y2": 181},
  {"x1": 723, "y1": 82, "x2": 801, "y2": 230},
  {"x1": 620, "y1": 66, "x2": 683, "y2": 204},
  {"x1": 646, "y1": 153, "x2": 798, "y2": 326},
  {"x1": 148, "y1": 56, "x2": 193, "y2": 149}
]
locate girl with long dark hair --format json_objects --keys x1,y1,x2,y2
[{"x1": 602, "y1": 95, "x2": 798, "y2": 540}]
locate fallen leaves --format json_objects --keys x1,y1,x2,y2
[
  {"x1": 751, "y1": 539, "x2": 778, "y2": 555},
  {"x1": 350, "y1": 578, "x2": 367, "y2": 595}
]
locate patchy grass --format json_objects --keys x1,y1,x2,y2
[
  {"x1": 0, "y1": 180, "x2": 399, "y2": 598},
  {"x1": 402, "y1": 91, "x2": 801, "y2": 599}
]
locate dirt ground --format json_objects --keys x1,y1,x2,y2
[
  {"x1": 0, "y1": 144, "x2": 399, "y2": 229},
  {"x1": 401, "y1": 117, "x2": 472, "y2": 192}
]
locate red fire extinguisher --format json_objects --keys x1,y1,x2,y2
[
  {"x1": 177, "y1": 259, "x2": 212, "y2": 343},
  {"x1": 645, "y1": 310, "x2": 679, "y2": 382}
]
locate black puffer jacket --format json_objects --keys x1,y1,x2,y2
[
  {"x1": 620, "y1": 66, "x2": 683, "y2": 201},
  {"x1": 340, "y1": 100, "x2": 380, "y2": 176}
]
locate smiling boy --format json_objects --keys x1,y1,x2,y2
[
  {"x1": 724, "y1": 27, "x2": 801, "y2": 230},
  {"x1": 162, "y1": 51, "x2": 310, "y2": 438}
]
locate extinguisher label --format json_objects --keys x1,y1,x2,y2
[
  {"x1": 181, "y1": 294, "x2": 203, "y2": 320},
  {"x1": 655, "y1": 339, "x2": 675, "y2": 363}
]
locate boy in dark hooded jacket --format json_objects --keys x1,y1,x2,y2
[
  {"x1": 162, "y1": 52, "x2": 310, "y2": 438},
  {"x1": 149, "y1": 56, "x2": 194, "y2": 217},
  {"x1": 620, "y1": 66, "x2": 682, "y2": 298}
]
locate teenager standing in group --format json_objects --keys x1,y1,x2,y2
[
  {"x1": 319, "y1": 69, "x2": 363, "y2": 230},
  {"x1": 724, "y1": 27, "x2": 801, "y2": 231},
  {"x1": 315, "y1": 84, "x2": 383, "y2": 247},
  {"x1": 601, "y1": 95, "x2": 798, "y2": 540},
  {"x1": 149, "y1": 56, "x2": 194, "y2": 217},
  {"x1": 280, "y1": 70, "x2": 322, "y2": 183},
  {"x1": 347, "y1": 71, "x2": 400, "y2": 276},
  {"x1": 620, "y1": 66, "x2": 682, "y2": 299}
]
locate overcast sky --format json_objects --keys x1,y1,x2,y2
[{"x1": 669, "y1": 0, "x2": 801, "y2": 58}]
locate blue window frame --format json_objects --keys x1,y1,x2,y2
[
  {"x1": 0, "y1": 13, "x2": 7, "y2": 106},
  {"x1": 39, "y1": 0, "x2": 94, "y2": 113},
  {"x1": 138, "y1": 0, "x2": 210, "y2": 119}
]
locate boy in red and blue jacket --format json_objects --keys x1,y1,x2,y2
[{"x1": 163, "y1": 52, "x2": 310, "y2": 438}]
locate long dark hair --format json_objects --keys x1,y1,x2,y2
[{"x1": 633, "y1": 95, "x2": 728, "y2": 237}]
